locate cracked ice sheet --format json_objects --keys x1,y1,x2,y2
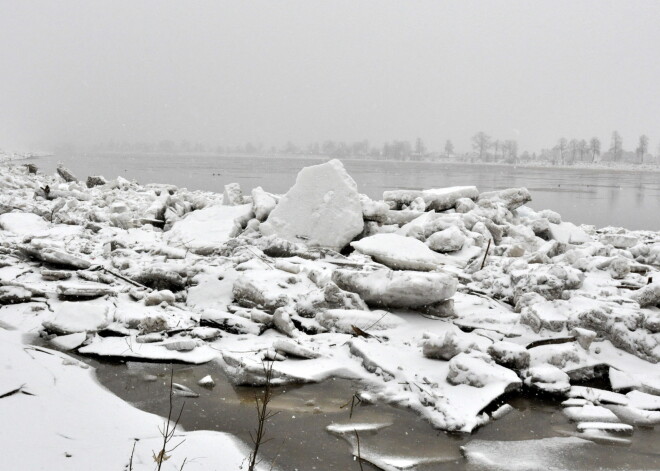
[
  {"x1": 345, "y1": 316, "x2": 512, "y2": 433},
  {"x1": 0, "y1": 329, "x2": 259, "y2": 471},
  {"x1": 79, "y1": 335, "x2": 219, "y2": 364},
  {"x1": 216, "y1": 330, "x2": 366, "y2": 384}
]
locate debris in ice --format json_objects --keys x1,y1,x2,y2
[
  {"x1": 172, "y1": 382, "x2": 200, "y2": 397},
  {"x1": 198, "y1": 374, "x2": 215, "y2": 388},
  {"x1": 326, "y1": 422, "x2": 393, "y2": 434},
  {"x1": 491, "y1": 403, "x2": 514, "y2": 420}
]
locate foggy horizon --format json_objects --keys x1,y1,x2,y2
[{"x1": 2, "y1": 1, "x2": 659, "y2": 153}]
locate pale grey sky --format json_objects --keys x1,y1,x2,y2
[{"x1": 1, "y1": 0, "x2": 659, "y2": 153}]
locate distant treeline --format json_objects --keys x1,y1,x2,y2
[{"x1": 85, "y1": 132, "x2": 660, "y2": 166}]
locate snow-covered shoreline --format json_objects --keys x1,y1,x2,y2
[{"x1": 1, "y1": 158, "x2": 659, "y2": 469}]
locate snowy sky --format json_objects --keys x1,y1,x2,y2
[{"x1": 1, "y1": 0, "x2": 659, "y2": 152}]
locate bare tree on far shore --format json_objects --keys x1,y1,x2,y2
[{"x1": 589, "y1": 137, "x2": 601, "y2": 162}]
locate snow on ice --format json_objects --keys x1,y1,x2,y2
[{"x1": 1, "y1": 158, "x2": 660, "y2": 467}]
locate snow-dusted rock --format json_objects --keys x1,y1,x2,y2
[
  {"x1": 43, "y1": 302, "x2": 111, "y2": 334},
  {"x1": 332, "y1": 268, "x2": 457, "y2": 308},
  {"x1": 351, "y1": 233, "x2": 451, "y2": 271},
  {"x1": 260, "y1": 159, "x2": 364, "y2": 251},
  {"x1": 426, "y1": 226, "x2": 466, "y2": 253}
]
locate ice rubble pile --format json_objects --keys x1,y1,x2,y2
[{"x1": 1, "y1": 158, "x2": 660, "y2": 436}]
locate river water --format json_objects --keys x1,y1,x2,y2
[
  {"x1": 34, "y1": 153, "x2": 660, "y2": 231},
  {"x1": 92, "y1": 359, "x2": 660, "y2": 471}
]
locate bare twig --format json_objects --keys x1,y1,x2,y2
[
  {"x1": 247, "y1": 361, "x2": 279, "y2": 471},
  {"x1": 128, "y1": 440, "x2": 136, "y2": 471},
  {"x1": 480, "y1": 238, "x2": 492, "y2": 270},
  {"x1": 153, "y1": 367, "x2": 186, "y2": 471},
  {"x1": 353, "y1": 429, "x2": 364, "y2": 471}
]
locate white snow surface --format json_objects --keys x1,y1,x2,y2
[
  {"x1": 260, "y1": 159, "x2": 364, "y2": 251},
  {"x1": 0, "y1": 329, "x2": 256, "y2": 471}
]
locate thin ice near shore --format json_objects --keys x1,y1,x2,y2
[{"x1": 1, "y1": 159, "x2": 660, "y2": 465}]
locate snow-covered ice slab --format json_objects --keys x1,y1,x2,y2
[
  {"x1": 351, "y1": 233, "x2": 459, "y2": 271},
  {"x1": 79, "y1": 336, "x2": 218, "y2": 363},
  {"x1": 348, "y1": 337, "x2": 518, "y2": 432},
  {"x1": 332, "y1": 268, "x2": 457, "y2": 308},
  {"x1": 166, "y1": 204, "x2": 252, "y2": 254},
  {"x1": 576, "y1": 422, "x2": 633, "y2": 435},
  {"x1": 0, "y1": 212, "x2": 49, "y2": 235},
  {"x1": 548, "y1": 221, "x2": 591, "y2": 244},
  {"x1": 43, "y1": 301, "x2": 111, "y2": 334},
  {"x1": 563, "y1": 405, "x2": 619, "y2": 423},
  {"x1": 260, "y1": 159, "x2": 364, "y2": 251}
]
